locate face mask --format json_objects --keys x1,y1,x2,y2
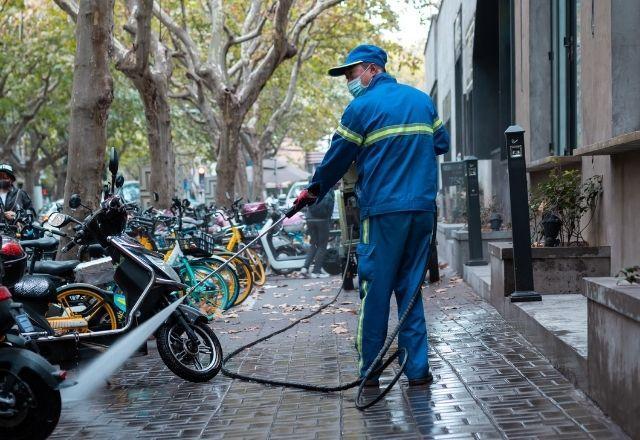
[
  {"x1": 0, "y1": 180, "x2": 11, "y2": 190},
  {"x1": 347, "y1": 65, "x2": 372, "y2": 98}
]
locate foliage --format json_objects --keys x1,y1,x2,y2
[
  {"x1": 529, "y1": 169, "x2": 603, "y2": 246},
  {"x1": 616, "y1": 266, "x2": 640, "y2": 285}
]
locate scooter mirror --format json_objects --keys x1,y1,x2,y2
[
  {"x1": 47, "y1": 212, "x2": 69, "y2": 228},
  {"x1": 108, "y1": 148, "x2": 119, "y2": 175},
  {"x1": 182, "y1": 198, "x2": 190, "y2": 208},
  {"x1": 115, "y1": 174, "x2": 125, "y2": 188},
  {"x1": 69, "y1": 194, "x2": 82, "y2": 209}
]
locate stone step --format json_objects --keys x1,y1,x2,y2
[{"x1": 462, "y1": 263, "x2": 589, "y2": 391}]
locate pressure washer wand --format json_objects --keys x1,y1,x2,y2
[{"x1": 185, "y1": 205, "x2": 302, "y2": 295}]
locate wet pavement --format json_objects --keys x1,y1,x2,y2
[{"x1": 51, "y1": 272, "x2": 628, "y2": 439}]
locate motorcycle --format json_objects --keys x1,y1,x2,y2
[
  {"x1": 13, "y1": 149, "x2": 223, "y2": 382},
  {"x1": 0, "y1": 251, "x2": 69, "y2": 439}
]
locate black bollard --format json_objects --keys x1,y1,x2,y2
[
  {"x1": 504, "y1": 125, "x2": 541, "y2": 302},
  {"x1": 464, "y1": 156, "x2": 487, "y2": 266}
]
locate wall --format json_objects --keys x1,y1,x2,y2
[
  {"x1": 424, "y1": 0, "x2": 477, "y2": 161},
  {"x1": 579, "y1": 0, "x2": 640, "y2": 272}
]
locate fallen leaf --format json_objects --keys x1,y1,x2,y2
[
  {"x1": 435, "y1": 288, "x2": 448, "y2": 293},
  {"x1": 332, "y1": 326, "x2": 348, "y2": 334}
]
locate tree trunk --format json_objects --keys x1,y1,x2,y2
[
  {"x1": 54, "y1": 163, "x2": 67, "y2": 200},
  {"x1": 235, "y1": 148, "x2": 249, "y2": 201},
  {"x1": 249, "y1": 147, "x2": 265, "y2": 202},
  {"x1": 134, "y1": 75, "x2": 174, "y2": 208},
  {"x1": 60, "y1": 0, "x2": 114, "y2": 259},
  {"x1": 215, "y1": 117, "x2": 242, "y2": 205},
  {"x1": 22, "y1": 160, "x2": 37, "y2": 202}
]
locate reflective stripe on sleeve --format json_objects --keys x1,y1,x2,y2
[{"x1": 335, "y1": 124, "x2": 364, "y2": 145}]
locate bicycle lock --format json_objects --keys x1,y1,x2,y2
[{"x1": 189, "y1": 202, "x2": 436, "y2": 411}]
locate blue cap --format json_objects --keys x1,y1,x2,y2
[{"x1": 328, "y1": 44, "x2": 388, "y2": 77}]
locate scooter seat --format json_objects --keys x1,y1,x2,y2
[
  {"x1": 20, "y1": 236, "x2": 59, "y2": 251},
  {"x1": 12, "y1": 275, "x2": 58, "y2": 301},
  {"x1": 33, "y1": 259, "x2": 80, "y2": 276}
]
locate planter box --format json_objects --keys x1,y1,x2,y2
[
  {"x1": 488, "y1": 242, "x2": 610, "y2": 313},
  {"x1": 583, "y1": 277, "x2": 640, "y2": 439},
  {"x1": 450, "y1": 229, "x2": 512, "y2": 275},
  {"x1": 436, "y1": 223, "x2": 465, "y2": 268}
]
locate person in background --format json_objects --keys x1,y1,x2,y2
[
  {"x1": 300, "y1": 188, "x2": 335, "y2": 278},
  {"x1": 0, "y1": 164, "x2": 33, "y2": 222}
]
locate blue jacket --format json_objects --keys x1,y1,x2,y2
[{"x1": 310, "y1": 73, "x2": 450, "y2": 219}]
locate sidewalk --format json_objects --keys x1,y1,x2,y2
[{"x1": 52, "y1": 273, "x2": 627, "y2": 439}]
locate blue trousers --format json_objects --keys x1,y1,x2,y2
[{"x1": 355, "y1": 211, "x2": 434, "y2": 380}]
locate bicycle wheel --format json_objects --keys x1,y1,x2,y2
[
  {"x1": 246, "y1": 247, "x2": 266, "y2": 286},
  {"x1": 196, "y1": 256, "x2": 241, "y2": 306},
  {"x1": 52, "y1": 287, "x2": 118, "y2": 333},
  {"x1": 179, "y1": 265, "x2": 230, "y2": 318},
  {"x1": 214, "y1": 252, "x2": 254, "y2": 306}
]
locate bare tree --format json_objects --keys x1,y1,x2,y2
[
  {"x1": 155, "y1": 0, "x2": 342, "y2": 204},
  {"x1": 59, "y1": 0, "x2": 115, "y2": 259},
  {"x1": 242, "y1": 38, "x2": 315, "y2": 199},
  {"x1": 0, "y1": 74, "x2": 59, "y2": 167},
  {"x1": 55, "y1": 0, "x2": 176, "y2": 208}
]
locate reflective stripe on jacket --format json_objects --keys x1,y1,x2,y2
[{"x1": 310, "y1": 73, "x2": 449, "y2": 219}]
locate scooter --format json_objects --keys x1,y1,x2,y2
[
  {"x1": 0, "y1": 258, "x2": 69, "y2": 439},
  {"x1": 13, "y1": 149, "x2": 223, "y2": 383},
  {"x1": 259, "y1": 210, "x2": 308, "y2": 274}
]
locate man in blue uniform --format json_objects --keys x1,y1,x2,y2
[{"x1": 294, "y1": 44, "x2": 450, "y2": 386}]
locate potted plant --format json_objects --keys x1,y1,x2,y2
[
  {"x1": 541, "y1": 212, "x2": 561, "y2": 247},
  {"x1": 482, "y1": 196, "x2": 503, "y2": 231},
  {"x1": 529, "y1": 169, "x2": 603, "y2": 246}
]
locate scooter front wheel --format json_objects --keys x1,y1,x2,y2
[
  {"x1": 156, "y1": 320, "x2": 222, "y2": 382},
  {"x1": 0, "y1": 369, "x2": 61, "y2": 440}
]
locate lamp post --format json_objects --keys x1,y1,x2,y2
[{"x1": 504, "y1": 125, "x2": 541, "y2": 302}]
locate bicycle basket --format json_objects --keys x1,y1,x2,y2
[{"x1": 176, "y1": 230, "x2": 218, "y2": 255}]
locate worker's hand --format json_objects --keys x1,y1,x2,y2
[
  {"x1": 4, "y1": 211, "x2": 16, "y2": 221},
  {"x1": 293, "y1": 188, "x2": 317, "y2": 210}
]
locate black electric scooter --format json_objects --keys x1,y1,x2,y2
[
  {"x1": 13, "y1": 149, "x2": 223, "y2": 383},
  {"x1": 0, "y1": 253, "x2": 69, "y2": 439}
]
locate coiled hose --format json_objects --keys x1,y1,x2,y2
[{"x1": 221, "y1": 219, "x2": 434, "y2": 410}]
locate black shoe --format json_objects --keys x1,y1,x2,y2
[
  {"x1": 361, "y1": 378, "x2": 380, "y2": 387},
  {"x1": 408, "y1": 372, "x2": 434, "y2": 386}
]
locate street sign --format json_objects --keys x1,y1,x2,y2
[{"x1": 440, "y1": 161, "x2": 466, "y2": 187}]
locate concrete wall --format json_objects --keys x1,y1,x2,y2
[
  {"x1": 611, "y1": 1, "x2": 640, "y2": 137},
  {"x1": 578, "y1": 1, "x2": 640, "y2": 273},
  {"x1": 424, "y1": 0, "x2": 477, "y2": 161},
  {"x1": 512, "y1": 0, "x2": 640, "y2": 274}
]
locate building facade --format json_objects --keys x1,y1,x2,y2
[{"x1": 426, "y1": 0, "x2": 640, "y2": 273}]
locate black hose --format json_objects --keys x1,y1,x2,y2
[{"x1": 221, "y1": 215, "x2": 435, "y2": 410}]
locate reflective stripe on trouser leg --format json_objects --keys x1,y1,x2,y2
[
  {"x1": 356, "y1": 214, "x2": 411, "y2": 378},
  {"x1": 392, "y1": 211, "x2": 435, "y2": 379},
  {"x1": 356, "y1": 217, "x2": 369, "y2": 366}
]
